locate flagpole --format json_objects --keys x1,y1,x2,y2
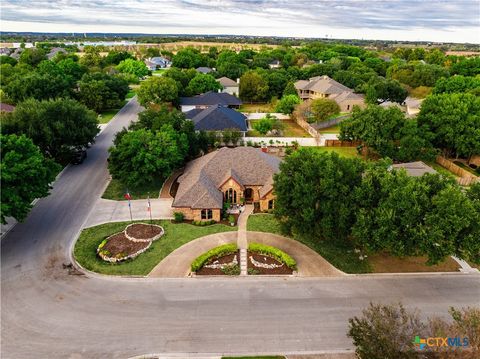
[
  {"x1": 147, "y1": 195, "x2": 153, "y2": 233},
  {"x1": 125, "y1": 189, "x2": 133, "y2": 222}
]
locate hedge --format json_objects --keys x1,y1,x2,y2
[
  {"x1": 191, "y1": 243, "x2": 238, "y2": 272},
  {"x1": 248, "y1": 242, "x2": 297, "y2": 270}
]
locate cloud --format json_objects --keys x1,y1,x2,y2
[{"x1": 1, "y1": 0, "x2": 479, "y2": 43}]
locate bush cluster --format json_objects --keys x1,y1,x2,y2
[
  {"x1": 191, "y1": 243, "x2": 238, "y2": 272},
  {"x1": 192, "y1": 219, "x2": 216, "y2": 226},
  {"x1": 173, "y1": 212, "x2": 184, "y2": 222},
  {"x1": 248, "y1": 242, "x2": 297, "y2": 270}
]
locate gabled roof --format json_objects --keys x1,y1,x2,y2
[
  {"x1": 185, "y1": 105, "x2": 247, "y2": 131},
  {"x1": 196, "y1": 66, "x2": 213, "y2": 74},
  {"x1": 47, "y1": 47, "x2": 67, "y2": 59},
  {"x1": 217, "y1": 76, "x2": 238, "y2": 87},
  {"x1": 180, "y1": 91, "x2": 242, "y2": 107},
  {"x1": 330, "y1": 91, "x2": 364, "y2": 103},
  {"x1": 150, "y1": 56, "x2": 170, "y2": 64},
  {"x1": 295, "y1": 75, "x2": 353, "y2": 95},
  {"x1": 173, "y1": 147, "x2": 281, "y2": 209}
]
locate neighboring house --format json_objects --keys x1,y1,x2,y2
[
  {"x1": 179, "y1": 91, "x2": 242, "y2": 112},
  {"x1": 196, "y1": 66, "x2": 213, "y2": 74},
  {"x1": 172, "y1": 147, "x2": 280, "y2": 221},
  {"x1": 269, "y1": 60, "x2": 281, "y2": 69},
  {"x1": 185, "y1": 105, "x2": 247, "y2": 133},
  {"x1": 379, "y1": 101, "x2": 404, "y2": 110},
  {"x1": 145, "y1": 56, "x2": 171, "y2": 70},
  {"x1": 294, "y1": 75, "x2": 365, "y2": 112},
  {"x1": 47, "y1": 47, "x2": 68, "y2": 60},
  {"x1": 405, "y1": 97, "x2": 424, "y2": 116},
  {"x1": 391, "y1": 161, "x2": 437, "y2": 177},
  {"x1": 9, "y1": 48, "x2": 23, "y2": 60},
  {"x1": 0, "y1": 103, "x2": 15, "y2": 113},
  {"x1": 217, "y1": 76, "x2": 239, "y2": 96}
]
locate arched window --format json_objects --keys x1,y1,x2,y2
[
  {"x1": 268, "y1": 199, "x2": 274, "y2": 210},
  {"x1": 224, "y1": 188, "x2": 237, "y2": 203},
  {"x1": 201, "y1": 209, "x2": 213, "y2": 220}
]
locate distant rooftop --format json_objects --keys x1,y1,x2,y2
[{"x1": 180, "y1": 91, "x2": 242, "y2": 107}]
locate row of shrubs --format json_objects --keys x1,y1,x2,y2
[
  {"x1": 191, "y1": 243, "x2": 238, "y2": 272},
  {"x1": 248, "y1": 242, "x2": 297, "y2": 270},
  {"x1": 192, "y1": 220, "x2": 216, "y2": 226}
]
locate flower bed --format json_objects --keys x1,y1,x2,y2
[
  {"x1": 247, "y1": 251, "x2": 293, "y2": 275},
  {"x1": 248, "y1": 242, "x2": 297, "y2": 270},
  {"x1": 125, "y1": 223, "x2": 164, "y2": 242},
  {"x1": 191, "y1": 243, "x2": 238, "y2": 273},
  {"x1": 97, "y1": 232, "x2": 152, "y2": 263},
  {"x1": 97, "y1": 223, "x2": 165, "y2": 263},
  {"x1": 196, "y1": 251, "x2": 240, "y2": 275}
]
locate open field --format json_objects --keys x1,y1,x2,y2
[{"x1": 138, "y1": 41, "x2": 280, "y2": 53}]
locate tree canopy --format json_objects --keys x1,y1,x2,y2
[
  {"x1": 1, "y1": 134, "x2": 60, "y2": 224},
  {"x1": 137, "y1": 76, "x2": 179, "y2": 106}
]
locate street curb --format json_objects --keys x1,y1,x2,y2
[{"x1": 128, "y1": 349, "x2": 355, "y2": 358}]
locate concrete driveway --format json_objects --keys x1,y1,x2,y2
[{"x1": 85, "y1": 197, "x2": 174, "y2": 227}]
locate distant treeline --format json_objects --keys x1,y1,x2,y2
[{"x1": 1, "y1": 32, "x2": 479, "y2": 51}]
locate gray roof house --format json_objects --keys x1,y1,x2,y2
[
  {"x1": 179, "y1": 91, "x2": 242, "y2": 112},
  {"x1": 391, "y1": 161, "x2": 437, "y2": 177},
  {"x1": 172, "y1": 147, "x2": 280, "y2": 221},
  {"x1": 47, "y1": 47, "x2": 68, "y2": 60},
  {"x1": 145, "y1": 56, "x2": 171, "y2": 70},
  {"x1": 217, "y1": 76, "x2": 239, "y2": 96},
  {"x1": 196, "y1": 66, "x2": 213, "y2": 74},
  {"x1": 184, "y1": 105, "x2": 247, "y2": 132}
]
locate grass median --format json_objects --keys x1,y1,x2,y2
[{"x1": 74, "y1": 220, "x2": 236, "y2": 276}]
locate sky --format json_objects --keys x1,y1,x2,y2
[{"x1": 1, "y1": 0, "x2": 480, "y2": 44}]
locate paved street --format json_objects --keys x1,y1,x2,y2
[{"x1": 1, "y1": 97, "x2": 480, "y2": 359}]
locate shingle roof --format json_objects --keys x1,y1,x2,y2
[
  {"x1": 196, "y1": 67, "x2": 213, "y2": 74},
  {"x1": 173, "y1": 147, "x2": 281, "y2": 209},
  {"x1": 295, "y1": 75, "x2": 353, "y2": 95},
  {"x1": 330, "y1": 91, "x2": 364, "y2": 103},
  {"x1": 180, "y1": 91, "x2": 242, "y2": 106},
  {"x1": 47, "y1": 47, "x2": 67, "y2": 60},
  {"x1": 217, "y1": 76, "x2": 238, "y2": 87},
  {"x1": 185, "y1": 105, "x2": 247, "y2": 131},
  {"x1": 391, "y1": 161, "x2": 437, "y2": 177}
]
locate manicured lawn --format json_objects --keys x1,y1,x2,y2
[
  {"x1": 246, "y1": 214, "x2": 459, "y2": 274},
  {"x1": 239, "y1": 103, "x2": 275, "y2": 113},
  {"x1": 98, "y1": 100, "x2": 128, "y2": 124},
  {"x1": 453, "y1": 161, "x2": 479, "y2": 176},
  {"x1": 152, "y1": 69, "x2": 167, "y2": 76},
  {"x1": 317, "y1": 124, "x2": 341, "y2": 134},
  {"x1": 313, "y1": 147, "x2": 361, "y2": 159},
  {"x1": 247, "y1": 119, "x2": 309, "y2": 137},
  {"x1": 74, "y1": 220, "x2": 236, "y2": 275},
  {"x1": 102, "y1": 178, "x2": 164, "y2": 200},
  {"x1": 247, "y1": 214, "x2": 370, "y2": 273}
]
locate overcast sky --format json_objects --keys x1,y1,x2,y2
[{"x1": 1, "y1": 0, "x2": 479, "y2": 43}]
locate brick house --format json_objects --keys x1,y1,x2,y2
[
  {"x1": 294, "y1": 75, "x2": 365, "y2": 112},
  {"x1": 172, "y1": 147, "x2": 280, "y2": 221}
]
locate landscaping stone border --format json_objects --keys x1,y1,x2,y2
[
  {"x1": 97, "y1": 232, "x2": 153, "y2": 263},
  {"x1": 124, "y1": 223, "x2": 164, "y2": 243}
]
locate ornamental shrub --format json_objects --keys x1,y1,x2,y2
[
  {"x1": 191, "y1": 243, "x2": 238, "y2": 272},
  {"x1": 248, "y1": 242, "x2": 297, "y2": 269}
]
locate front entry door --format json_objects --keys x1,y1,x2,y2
[{"x1": 244, "y1": 188, "x2": 253, "y2": 203}]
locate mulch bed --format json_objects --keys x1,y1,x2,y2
[
  {"x1": 125, "y1": 223, "x2": 162, "y2": 240},
  {"x1": 196, "y1": 251, "x2": 239, "y2": 275},
  {"x1": 102, "y1": 233, "x2": 150, "y2": 257},
  {"x1": 247, "y1": 251, "x2": 293, "y2": 275}
]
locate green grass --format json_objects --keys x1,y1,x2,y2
[
  {"x1": 74, "y1": 220, "x2": 236, "y2": 275},
  {"x1": 98, "y1": 100, "x2": 128, "y2": 124},
  {"x1": 247, "y1": 119, "x2": 309, "y2": 138},
  {"x1": 313, "y1": 147, "x2": 361, "y2": 159},
  {"x1": 102, "y1": 178, "x2": 164, "y2": 200},
  {"x1": 247, "y1": 214, "x2": 370, "y2": 273},
  {"x1": 427, "y1": 162, "x2": 458, "y2": 179},
  {"x1": 453, "y1": 161, "x2": 479, "y2": 176},
  {"x1": 239, "y1": 103, "x2": 275, "y2": 113},
  {"x1": 126, "y1": 90, "x2": 136, "y2": 99},
  {"x1": 317, "y1": 124, "x2": 341, "y2": 134},
  {"x1": 152, "y1": 69, "x2": 167, "y2": 76}
]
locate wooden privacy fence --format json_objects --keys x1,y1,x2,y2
[
  {"x1": 324, "y1": 139, "x2": 362, "y2": 147},
  {"x1": 436, "y1": 156, "x2": 480, "y2": 186},
  {"x1": 293, "y1": 117, "x2": 321, "y2": 144}
]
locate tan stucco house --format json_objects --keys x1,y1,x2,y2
[
  {"x1": 294, "y1": 75, "x2": 365, "y2": 112},
  {"x1": 172, "y1": 147, "x2": 280, "y2": 221}
]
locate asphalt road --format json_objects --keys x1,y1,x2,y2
[{"x1": 2, "y1": 98, "x2": 480, "y2": 359}]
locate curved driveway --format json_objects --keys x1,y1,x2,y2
[{"x1": 2, "y1": 98, "x2": 480, "y2": 358}]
